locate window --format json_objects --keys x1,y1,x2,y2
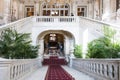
[
  {"x1": 43, "y1": 5, "x2": 46, "y2": 8},
  {"x1": 77, "y1": 6, "x2": 87, "y2": 17},
  {"x1": 25, "y1": 6, "x2": 34, "y2": 17},
  {"x1": 42, "y1": 3, "x2": 70, "y2": 16},
  {"x1": 43, "y1": 10, "x2": 46, "y2": 16},
  {"x1": 49, "y1": 34, "x2": 56, "y2": 41},
  {"x1": 27, "y1": 8, "x2": 30, "y2": 11}
]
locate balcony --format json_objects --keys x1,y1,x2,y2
[{"x1": 32, "y1": 16, "x2": 80, "y2": 28}]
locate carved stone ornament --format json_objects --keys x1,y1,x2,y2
[
  {"x1": 47, "y1": 0, "x2": 50, "y2": 2},
  {"x1": 117, "y1": 8, "x2": 120, "y2": 18}
]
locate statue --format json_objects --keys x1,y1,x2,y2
[{"x1": 117, "y1": 8, "x2": 120, "y2": 21}]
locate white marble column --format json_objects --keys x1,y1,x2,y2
[
  {"x1": 34, "y1": 1, "x2": 40, "y2": 16},
  {"x1": 64, "y1": 38, "x2": 70, "y2": 64},
  {"x1": 99, "y1": 0, "x2": 103, "y2": 20},
  {"x1": 82, "y1": 28, "x2": 88, "y2": 58},
  {"x1": 39, "y1": 39, "x2": 44, "y2": 55},
  {"x1": 110, "y1": 0, "x2": 117, "y2": 21},
  {"x1": 94, "y1": 0, "x2": 100, "y2": 19},
  {"x1": 19, "y1": 1, "x2": 25, "y2": 19},
  {"x1": 19, "y1": 3, "x2": 23, "y2": 19},
  {"x1": 34, "y1": 2, "x2": 37, "y2": 16},
  {"x1": 102, "y1": 0, "x2": 111, "y2": 21},
  {"x1": 72, "y1": 1, "x2": 77, "y2": 16},
  {"x1": 64, "y1": 38, "x2": 70, "y2": 55},
  {"x1": 67, "y1": 0, "x2": 71, "y2": 16},
  {"x1": 16, "y1": 0, "x2": 19, "y2": 19},
  {"x1": 11, "y1": 0, "x2": 19, "y2": 21},
  {"x1": 110, "y1": 0, "x2": 116, "y2": 13},
  {"x1": 88, "y1": 0, "x2": 94, "y2": 18},
  {"x1": 3, "y1": 0, "x2": 11, "y2": 24},
  {"x1": 69, "y1": 39, "x2": 74, "y2": 54},
  {"x1": 39, "y1": 1, "x2": 43, "y2": 16},
  {"x1": 0, "y1": 0, "x2": 4, "y2": 17}
]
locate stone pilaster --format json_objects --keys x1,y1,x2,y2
[
  {"x1": 110, "y1": 0, "x2": 117, "y2": 13},
  {"x1": 102, "y1": 0, "x2": 111, "y2": 21},
  {"x1": 94, "y1": 0, "x2": 100, "y2": 20},
  {"x1": 88, "y1": 0, "x2": 94, "y2": 18},
  {"x1": 19, "y1": 2, "x2": 23, "y2": 19},
  {"x1": 34, "y1": 0, "x2": 40, "y2": 16},
  {"x1": 39, "y1": 1, "x2": 43, "y2": 16},
  {"x1": 19, "y1": 0, "x2": 25, "y2": 18},
  {"x1": 39, "y1": 39, "x2": 44, "y2": 55}
]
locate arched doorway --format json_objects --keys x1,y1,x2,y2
[
  {"x1": 37, "y1": 30, "x2": 75, "y2": 57},
  {"x1": 44, "y1": 33, "x2": 64, "y2": 56}
]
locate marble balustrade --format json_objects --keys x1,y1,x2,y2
[
  {"x1": 0, "y1": 58, "x2": 42, "y2": 80},
  {"x1": 72, "y1": 59, "x2": 120, "y2": 80}
]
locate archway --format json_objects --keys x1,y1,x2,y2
[{"x1": 37, "y1": 30, "x2": 75, "y2": 57}]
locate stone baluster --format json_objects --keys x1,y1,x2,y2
[
  {"x1": 72, "y1": 59, "x2": 120, "y2": 80},
  {"x1": 109, "y1": 65, "x2": 113, "y2": 79},
  {"x1": 104, "y1": 64, "x2": 107, "y2": 77}
]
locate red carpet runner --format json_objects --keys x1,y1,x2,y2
[
  {"x1": 45, "y1": 65, "x2": 75, "y2": 80},
  {"x1": 42, "y1": 56, "x2": 67, "y2": 65},
  {"x1": 44, "y1": 56, "x2": 75, "y2": 80}
]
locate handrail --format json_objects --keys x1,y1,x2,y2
[
  {"x1": 80, "y1": 17, "x2": 120, "y2": 29},
  {"x1": 0, "y1": 17, "x2": 33, "y2": 36},
  {"x1": 0, "y1": 17, "x2": 32, "y2": 29},
  {"x1": 79, "y1": 16, "x2": 120, "y2": 41}
]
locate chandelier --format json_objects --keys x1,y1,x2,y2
[{"x1": 49, "y1": 34, "x2": 56, "y2": 41}]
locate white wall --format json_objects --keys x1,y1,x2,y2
[
  {"x1": 31, "y1": 16, "x2": 103, "y2": 56},
  {"x1": 0, "y1": 0, "x2": 4, "y2": 17},
  {"x1": 73, "y1": 0, "x2": 89, "y2": 16},
  {"x1": 32, "y1": 22, "x2": 81, "y2": 45}
]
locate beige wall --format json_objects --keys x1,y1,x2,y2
[
  {"x1": 0, "y1": 0, "x2": 4, "y2": 17},
  {"x1": 0, "y1": 0, "x2": 118, "y2": 22},
  {"x1": 110, "y1": 0, "x2": 117, "y2": 12}
]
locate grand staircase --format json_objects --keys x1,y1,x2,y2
[
  {"x1": 45, "y1": 65, "x2": 75, "y2": 80},
  {"x1": 43, "y1": 56, "x2": 74, "y2": 80}
]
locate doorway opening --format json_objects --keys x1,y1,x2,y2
[{"x1": 44, "y1": 33, "x2": 64, "y2": 56}]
